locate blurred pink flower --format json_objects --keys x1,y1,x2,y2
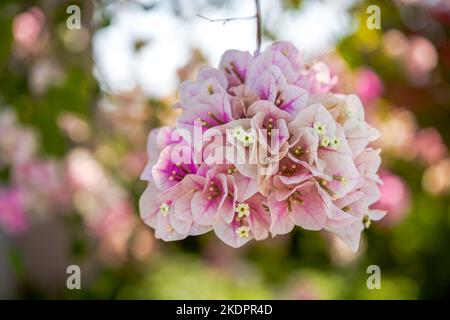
[
  {"x1": 0, "y1": 187, "x2": 28, "y2": 234},
  {"x1": 398, "y1": 0, "x2": 450, "y2": 12},
  {"x1": 12, "y1": 7, "x2": 46, "y2": 55},
  {"x1": 415, "y1": 128, "x2": 447, "y2": 165},
  {"x1": 372, "y1": 170, "x2": 411, "y2": 226},
  {"x1": 405, "y1": 36, "x2": 438, "y2": 85},
  {"x1": 66, "y1": 148, "x2": 138, "y2": 254},
  {"x1": 94, "y1": 199, "x2": 139, "y2": 267},
  {"x1": 90, "y1": 200, "x2": 135, "y2": 236},
  {"x1": 354, "y1": 68, "x2": 384, "y2": 105},
  {"x1": 0, "y1": 110, "x2": 37, "y2": 166},
  {"x1": 13, "y1": 159, "x2": 71, "y2": 215}
]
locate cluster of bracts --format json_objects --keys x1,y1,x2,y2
[{"x1": 139, "y1": 41, "x2": 384, "y2": 251}]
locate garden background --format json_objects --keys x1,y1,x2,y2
[{"x1": 1, "y1": 0, "x2": 450, "y2": 299}]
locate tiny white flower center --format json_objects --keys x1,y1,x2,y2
[
  {"x1": 230, "y1": 127, "x2": 255, "y2": 147},
  {"x1": 313, "y1": 121, "x2": 327, "y2": 135},
  {"x1": 236, "y1": 226, "x2": 250, "y2": 238},
  {"x1": 241, "y1": 130, "x2": 255, "y2": 147},
  {"x1": 231, "y1": 126, "x2": 245, "y2": 139},
  {"x1": 235, "y1": 202, "x2": 250, "y2": 219},
  {"x1": 159, "y1": 202, "x2": 170, "y2": 216},
  {"x1": 330, "y1": 136, "x2": 340, "y2": 149},
  {"x1": 320, "y1": 135, "x2": 331, "y2": 147}
]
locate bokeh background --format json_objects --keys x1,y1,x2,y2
[{"x1": 1, "y1": 0, "x2": 450, "y2": 299}]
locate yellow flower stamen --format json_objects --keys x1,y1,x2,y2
[{"x1": 363, "y1": 215, "x2": 371, "y2": 229}]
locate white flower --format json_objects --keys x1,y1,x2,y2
[
  {"x1": 235, "y1": 202, "x2": 250, "y2": 218},
  {"x1": 314, "y1": 121, "x2": 327, "y2": 135},
  {"x1": 236, "y1": 226, "x2": 250, "y2": 238},
  {"x1": 330, "y1": 136, "x2": 340, "y2": 149},
  {"x1": 159, "y1": 202, "x2": 170, "y2": 216},
  {"x1": 231, "y1": 126, "x2": 245, "y2": 140},
  {"x1": 320, "y1": 135, "x2": 331, "y2": 147}
]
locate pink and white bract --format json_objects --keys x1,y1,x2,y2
[{"x1": 139, "y1": 41, "x2": 384, "y2": 252}]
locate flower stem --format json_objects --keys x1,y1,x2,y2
[{"x1": 255, "y1": 0, "x2": 261, "y2": 54}]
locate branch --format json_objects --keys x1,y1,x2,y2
[
  {"x1": 255, "y1": 0, "x2": 261, "y2": 54},
  {"x1": 196, "y1": 13, "x2": 257, "y2": 26},
  {"x1": 196, "y1": 0, "x2": 263, "y2": 53}
]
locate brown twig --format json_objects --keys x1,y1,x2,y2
[
  {"x1": 197, "y1": 0, "x2": 263, "y2": 53},
  {"x1": 196, "y1": 13, "x2": 257, "y2": 25},
  {"x1": 255, "y1": 0, "x2": 261, "y2": 54}
]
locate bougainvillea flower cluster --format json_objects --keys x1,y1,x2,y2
[{"x1": 140, "y1": 41, "x2": 384, "y2": 252}]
